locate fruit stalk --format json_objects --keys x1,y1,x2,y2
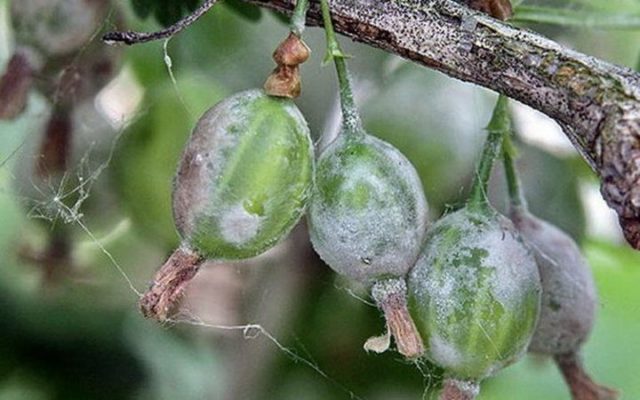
[
  {"x1": 371, "y1": 278, "x2": 424, "y2": 358},
  {"x1": 440, "y1": 378, "x2": 480, "y2": 400},
  {"x1": 140, "y1": 247, "x2": 204, "y2": 321},
  {"x1": 319, "y1": 0, "x2": 363, "y2": 135},
  {"x1": 555, "y1": 353, "x2": 618, "y2": 400},
  {"x1": 467, "y1": 94, "x2": 509, "y2": 213},
  {"x1": 501, "y1": 125, "x2": 527, "y2": 210},
  {"x1": 290, "y1": 0, "x2": 309, "y2": 36}
]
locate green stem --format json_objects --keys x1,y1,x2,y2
[
  {"x1": 467, "y1": 94, "x2": 510, "y2": 213},
  {"x1": 320, "y1": 0, "x2": 364, "y2": 135},
  {"x1": 502, "y1": 122, "x2": 528, "y2": 209},
  {"x1": 290, "y1": 0, "x2": 309, "y2": 36}
]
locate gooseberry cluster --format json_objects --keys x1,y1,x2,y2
[{"x1": 130, "y1": 0, "x2": 615, "y2": 398}]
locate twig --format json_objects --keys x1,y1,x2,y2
[{"x1": 102, "y1": 0, "x2": 218, "y2": 45}]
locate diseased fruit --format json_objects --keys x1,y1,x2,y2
[
  {"x1": 310, "y1": 0, "x2": 427, "y2": 287},
  {"x1": 502, "y1": 124, "x2": 618, "y2": 400},
  {"x1": 140, "y1": 88, "x2": 314, "y2": 321},
  {"x1": 309, "y1": 0, "x2": 428, "y2": 359},
  {"x1": 511, "y1": 209, "x2": 596, "y2": 356},
  {"x1": 3, "y1": 0, "x2": 122, "y2": 285},
  {"x1": 140, "y1": 0, "x2": 316, "y2": 322},
  {"x1": 309, "y1": 133, "x2": 428, "y2": 283},
  {"x1": 407, "y1": 96, "x2": 541, "y2": 397},
  {"x1": 173, "y1": 89, "x2": 313, "y2": 259},
  {"x1": 408, "y1": 207, "x2": 540, "y2": 379}
]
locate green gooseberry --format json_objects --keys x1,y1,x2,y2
[{"x1": 173, "y1": 88, "x2": 314, "y2": 259}]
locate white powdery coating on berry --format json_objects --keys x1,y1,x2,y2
[
  {"x1": 478, "y1": 225, "x2": 541, "y2": 312},
  {"x1": 173, "y1": 93, "x2": 245, "y2": 236},
  {"x1": 309, "y1": 134, "x2": 428, "y2": 283},
  {"x1": 430, "y1": 333, "x2": 464, "y2": 370},
  {"x1": 371, "y1": 277, "x2": 407, "y2": 304},
  {"x1": 412, "y1": 212, "x2": 539, "y2": 320},
  {"x1": 448, "y1": 378, "x2": 481, "y2": 397},
  {"x1": 219, "y1": 203, "x2": 263, "y2": 245},
  {"x1": 408, "y1": 209, "x2": 541, "y2": 378},
  {"x1": 512, "y1": 209, "x2": 597, "y2": 355}
]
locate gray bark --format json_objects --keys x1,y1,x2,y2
[{"x1": 248, "y1": 0, "x2": 640, "y2": 248}]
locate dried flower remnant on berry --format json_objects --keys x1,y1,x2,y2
[{"x1": 441, "y1": 378, "x2": 480, "y2": 400}]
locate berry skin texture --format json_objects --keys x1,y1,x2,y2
[
  {"x1": 173, "y1": 89, "x2": 314, "y2": 260},
  {"x1": 308, "y1": 133, "x2": 429, "y2": 284},
  {"x1": 408, "y1": 208, "x2": 541, "y2": 380},
  {"x1": 510, "y1": 208, "x2": 597, "y2": 356}
]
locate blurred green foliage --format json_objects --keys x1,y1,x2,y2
[
  {"x1": 112, "y1": 74, "x2": 229, "y2": 249},
  {"x1": 0, "y1": 0, "x2": 639, "y2": 399}
]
